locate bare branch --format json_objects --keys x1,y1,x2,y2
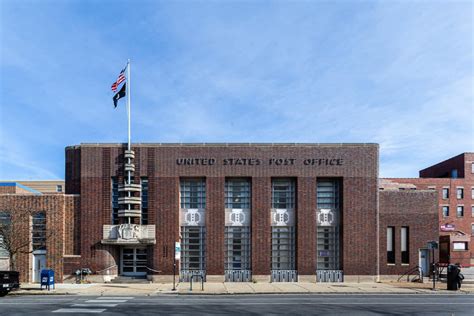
[{"x1": 0, "y1": 209, "x2": 53, "y2": 271}]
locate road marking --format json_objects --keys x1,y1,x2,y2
[
  {"x1": 97, "y1": 296, "x2": 134, "y2": 300},
  {"x1": 85, "y1": 300, "x2": 127, "y2": 303},
  {"x1": 72, "y1": 304, "x2": 118, "y2": 307},
  {"x1": 52, "y1": 308, "x2": 106, "y2": 313}
]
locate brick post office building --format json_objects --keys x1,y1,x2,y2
[{"x1": 0, "y1": 143, "x2": 440, "y2": 283}]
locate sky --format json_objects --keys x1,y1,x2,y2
[{"x1": 0, "y1": 0, "x2": 473, "y2": 179}]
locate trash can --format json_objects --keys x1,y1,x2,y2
[
  {"x1": 40, "y1": 269, "x2": 55, "y2": 290},
  {"x1": 447, "y1": 264, "x2": 460, "y2": 291}
]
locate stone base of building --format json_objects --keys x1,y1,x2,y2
[
  {"x1": 377, "y1": 274, "x2": 424, "y2": 282},
  {"x1": 57, "y1": 273, "x2": 384, "y2": 283},
  {"x1": 205, "y1": 275, "x2": 223, "y2": 282},
  {"x1": 298, "y1": 275, "x2": 315, "y2": 282},
  {"x1": 343, "y1": 275, "x2": 378, "y2": 283},
  {"x1": 251, "y1": 275, "x2": 270, "y2": 282}
]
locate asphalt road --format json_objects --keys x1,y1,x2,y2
[{"x1": 0, "y1": 294, "x2": 473, "y2": 315}]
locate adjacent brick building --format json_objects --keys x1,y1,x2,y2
[
  {"x1": 0, "y1": 183, "x2": 79, "y2": 283},
  {"x1": 386, "y1": 153, "x2": 474, "y2": 268},
  {"x1": 0, "y1": 143, "x2": 441, "y2": 283},
  {"x1": 378, "y1": 186, "x2": 438, "y2": 278}
]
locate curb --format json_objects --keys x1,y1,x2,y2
[
  {"x1": 8, "y1": 291, "x2": 75, "y2": 296},
  {"x1": 7, "y1": 290, "x2": 474, "y2": 296}
]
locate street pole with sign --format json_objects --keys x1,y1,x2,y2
[
  {"x1": 428, "y1": 241, "x2": 438, "y2": 290},
  {"x1": 173, "y1": 241, "x2": 181, "y2": 291}
]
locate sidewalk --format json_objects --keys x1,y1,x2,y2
[{"x1": 11, "y1": 281, "x2": 474, "y2": 296}]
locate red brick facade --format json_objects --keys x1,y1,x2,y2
[
  {"x1": 66, "y1": 143, "x2": 380, "y2": 280},
  {"x1": 0, "y1": 194, "x2": 79, "y2": 282}
]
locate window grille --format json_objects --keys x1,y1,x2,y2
[
  {"x1": 141, "y1": 178, "x2": 148, "y2": 225},
  {"x1": 225, "y1": 227, "x2": 251, "y2": 270},
  {"x1": 316, "y1": 180, "x2": 341, "y2": 274},
  {"x1": 180, "y1": 178, "x2": 206, "y2": 281},
  {"x1": 180, "y1": 179, "x2": 206, "y2": 209},
  {"x1": 271, "y1": 179, "x2": 296, "y2": 282},
  {"x1": 224, "y1": 179, "x2": 251, "y2": 281},
  {"x1": 271, "y1": 227, "x2": 295, "y2": 270},
  {"x1": 180, "y1": 226, "x2": 206, "y2": 281},
  {"x1": 272, "y1": 179, "x2": 295, "y2": 209},
  {"x1": 111, "y1": 177, "x2": 119, "y2": 224},
  {"x1": 32, "y1": 212, "x2": 47, "y2": 251},
  {"x1": 225, "y1": 179, "x2": 250, "y2": 209}
]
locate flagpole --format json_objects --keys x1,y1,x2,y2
[
  {"x1": 127, "y1": 59, "x2": 131, "y2": 152},
  {"x1": 126, "y1": 59, "x2": 132, "y2": 225}
]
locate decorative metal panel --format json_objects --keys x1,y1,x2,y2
[
  {"x1": 316, "y1": 270, "x2": 344, "y2": 282},
  {"x1": 316, "y1": 208, "x2": 338, "y2": 227},
  {"x1": 225, "y1": 270, "x2": 251, "y2": 282},
  {"x1": 271, "y1": 208, "x2": 295, "y2": 227},
  {"x1": 225, "y1": 208, "x2": 250, "y2": 227},
  {"x1": 271, "y1": 270, "x2": 298, "y2": 282},
  {"x1": 180, "y1": 208, "x2": 206, "y2": 226},
  {"x1": 180, "y1": 270, "x2": 206, "y2": 282}
]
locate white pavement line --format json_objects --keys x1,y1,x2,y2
[
  {"x1": 52, "y1": 308, "x2": 106, "y2": 313},
  {"x1": 97, "y1": 296, "x2": 134, "y2": 300},
  {"x1": 72, "y1": 304, "x2": 118, "y2": 308},
  {"x1": 115, "y1": 302, "x2": 474, "y2": 306},
  {"x1": 85, "y1": 300, "x2": 127, "y2": 303}
]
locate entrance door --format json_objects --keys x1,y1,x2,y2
[
  {"x1": 32, "y1": 252, "x2": 46, "y2": 283},
  {"x1": 121, "y1": 247, "x2": 147, "y2": 276},
  {"x1": 419, "y1": 249, "x2": 430, "y2": 277}
]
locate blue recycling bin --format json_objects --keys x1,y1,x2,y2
[{"x1": 40, "y1": 269, "x2": 55, "y2": 290}]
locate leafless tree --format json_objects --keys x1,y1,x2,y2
[{"x1": 0, "y1": 209, "x2": 51, "y2": 271}]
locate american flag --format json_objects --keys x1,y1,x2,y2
[{"x1": 111, "y1": 68, "x2": 126, "y2": 92}]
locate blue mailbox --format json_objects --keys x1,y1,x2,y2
[{"x1": 40, "y1": 269, "x2": 55, "y2": 290}]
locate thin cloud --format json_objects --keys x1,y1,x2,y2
[{"x1": 0, "y1": 1, "x2": 472, "y2": 179}]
